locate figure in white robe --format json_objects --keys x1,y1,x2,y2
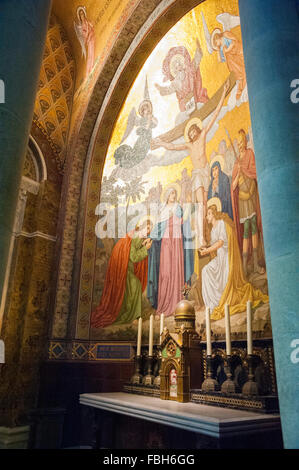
[
  {"x1": 202, "y1": 219, "x2": 229, "y2": 311},
  {"x1": 199, "y1": 201, "x2": 268, "y2": 319}
]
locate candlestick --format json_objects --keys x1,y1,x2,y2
[
  {"x1": 137, "y1": 317, "x2": 142, "y2": 356},
  {"x1": 154, "y1": 350, "x2": 162, "y2": 388},
  {"x1": 143, "y1": 355, "x2": 155, "y2": 386},
  {"x1": 247, "y1": 300, "x2": 253, "y2": 355},
  {"x1": 205, "y1": 307, "x2": 212, "y2": 356},
  {"x1": 221, "y1": 355, "x2": 235, "y2": 394},
  {"x1": 159, "y1": 313, "x2": 164, "y2": 345},
  {"x1": 242, "y1": 354, "x2": 258, "y2": 396},
  {"x1": 225, "y1": 303, "x2": 231, "y2": 356},
  {"x1": 131, "y1": 355, "x2": 143, "y2": 385},
  {"x1": 149, "y1": 314, "x2": 154, "y2": 356},
  {"x1": 202, "y1": 355, "x2": 219, "y2": 392}
]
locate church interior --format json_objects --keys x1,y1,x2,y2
[{"x1": 0, "y1": 0, "x2": 298, "y2": 450}]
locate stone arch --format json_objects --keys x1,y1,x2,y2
[
  {"x1": 27, "y1": 135, "x2": 48, "y2": 183},
  {"x1": 51, "y1": 0, "x2": 205, "y2": 340}
]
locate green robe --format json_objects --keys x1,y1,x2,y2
[{"x1": 112, "y1": 237, "x2": 148, "y2": 325}]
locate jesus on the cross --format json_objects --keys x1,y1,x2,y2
[{"x1": 152, "y1": 79, "x2": 230, "y2": 248}]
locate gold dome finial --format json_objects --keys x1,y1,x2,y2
[{"x1": 174, "y1": 299, "x2": 195, "y2": 333}]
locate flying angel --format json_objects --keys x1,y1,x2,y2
[
  {"x1": 202, "y1": 12, "x2": 247, "y2": 100},
  {"x1": 114, "y1": 78, "x2": 158, "y2": 169}
]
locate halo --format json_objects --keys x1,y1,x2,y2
[
  {"x1": 169, "y1": 54, "x2": 185, "y2": 78},
  {"x1": 210, "y1": 154, "x2": 225, "y2": 171},
  {"x1": 135, "y1": 214, "x2": 155, "y2": 229},
  {"x1": 184, "y1": 118, "x2": 203, "y2": 143},
  {"x1": 207, "y1": 197, "x2": 222, "y2": 213},
  {"x1": 161, "y1": 182, "x2": 181, "y2": 204},
  {"x1": 77, "y1": 6, "x2": 86, "y2": 20},
  {"x1": 211, "y1": 28, "x2": 222, "y2": 51},
  {"x1": 138, "y1": 99, "x2": 152, "y2": 116}
]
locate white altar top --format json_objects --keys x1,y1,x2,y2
[{"x1": 79, "y1": 392, "x2": 281, "y2": 439}]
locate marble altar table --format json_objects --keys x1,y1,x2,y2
[{"x1": 79, "y1": 392, "x2": 282, "y2": 449}]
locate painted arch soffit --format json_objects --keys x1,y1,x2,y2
[
  {"x1": 52, "y1": 0, "x2": 178, "y2": 339},
  {"x1": 76, "y1": 0, "x2": 207, "y2": 339},
  {"x1": 56, "y1": 0, "x2": 270, "y2": 343}
]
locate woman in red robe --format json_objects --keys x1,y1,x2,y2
[{"x1": 91, "y1": 221, "x2": 152, "y2": 329}]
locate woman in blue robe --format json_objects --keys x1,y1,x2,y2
[
  {"x1": 147, "y1": 186, "x2": 194, "y2": 313},
  {"x1": 208, "y1": 160, "x2": 233, "y2": 220}
]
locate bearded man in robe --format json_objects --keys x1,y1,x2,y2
[{"x1": 231, "y1": 129, "x2": 265, "y2": 277}]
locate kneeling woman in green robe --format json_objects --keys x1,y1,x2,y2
[{"x1": 91, "y1": 220, "x2": 152, "y2": 329}]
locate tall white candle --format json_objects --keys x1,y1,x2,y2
[
  {"x1": 159, "y1": 313, "x2": 164, "y2": 345},
  {"x1": 149, "y1": 314, "x2": 154, "y2": 356},
  {"x1": 225, "y1": 304, "x2": 231, "y2": 356},
  {"x1": 247, "y1": 300, "x2": 253, "y2": 355},
  {"x1": 205, "y1": 307, "x2": 212, "y2": 356},
  {"x1": 137, "y1": 317, "x2": 142, "y2": 356}
]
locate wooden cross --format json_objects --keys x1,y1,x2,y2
[{"x1": 151, "y1": 72, "x2": 236, "y2": 150}]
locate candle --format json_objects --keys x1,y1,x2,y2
[
  {"x1": 247, "y1": 300, "x2": 253, "y2": 355},
  {"x1": 205, "y1": 307, "x2": 212, "y2": 356},
  {"x1": 149, "y1": 314, "x2": 154, "y2": 356},
  {"x1": 159, "y1": 313, "x2": 164, "y2": 344},
  {"x1": 137, "y1": 317, "x2": 142, "y2": 356},
  {"x1": 225, "y1": 303, "x2": 231, "y2": 356}
]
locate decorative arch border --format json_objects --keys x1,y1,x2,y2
[
  {"x1": 28, "y1": 135, "x2": 48, "y2": 182},
  {"x1": 51, "y1": 0, "x2": 205, "y2": 340}
]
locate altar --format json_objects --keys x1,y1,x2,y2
[{"x1": 79, "y1": 392, "x2": 282, "y2": 449}]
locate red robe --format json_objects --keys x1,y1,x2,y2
[
  {"x1": 91, "y1": 235, "x2": 148, "y2": 329},
  {"x1": 231, "y1": 148, "x2": 263, "y2": 255},
  {"x1": 162, "y1": 46, "x2": 208, "y2": 112}
]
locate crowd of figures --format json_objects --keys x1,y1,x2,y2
[
  {"x1": 91, "y1": 125, "x2": 268, "y2": 330},
  {"x1": 90, "y1": 10, "x2": 269, "y2": 330}
]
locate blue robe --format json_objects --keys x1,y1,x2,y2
[
  {"x1": 147, "y1": 205, "x2": 194, "y2": 310},
  {"x1": 208, "y1": 162, "x2": 233, "y2": 219}
]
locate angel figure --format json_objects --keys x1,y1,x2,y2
[
  {"x1": 114, "y1": 80, "x2": 158, "y2": 169},
  {"x1": 74, "y1": 6, "x2": 95, "y2": 77},
  {"x1": 155, "y1": 40, "x2": 209, "y2": 114},
  {"x1": 202, "y1": 12, "x2": 247, "y2": 101}
]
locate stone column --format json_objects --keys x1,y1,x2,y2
[
  {"x1": 0, "y1": 0, "x2": 51, "y2": 304},
  {"x1": 239, "y1": 0, "x2": 299, "y2": 449}
]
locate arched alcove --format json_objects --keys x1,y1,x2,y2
[
  {"x1": 66, "y1": 0, "x2": 270, "y2": 348},
  {"x1": 51, "y1": 0, "x2": 203, "y2": 340}
]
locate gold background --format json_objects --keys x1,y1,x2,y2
[{"x1": 104, "y1": 0, "x2": 250, "y2": 193}]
